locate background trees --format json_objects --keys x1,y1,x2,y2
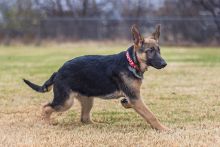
[{"x1": 0, "y1": 0, "x2": 219, "y2": 45}]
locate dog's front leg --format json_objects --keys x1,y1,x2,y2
[{"x1": 130, "y1": 98, "x2": 170, "y2": 131}]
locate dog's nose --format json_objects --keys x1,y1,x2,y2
[{"x1": 161, "y1": 62, "x2": 167, "y2": 68}]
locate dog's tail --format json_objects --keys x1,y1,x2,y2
[{"x1": 23, "y1": 72, "x2": 57, "y2": 93}]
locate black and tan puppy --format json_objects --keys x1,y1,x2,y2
[{"x1": 23, "y1": 24, "x2": 169, "y2": 131}]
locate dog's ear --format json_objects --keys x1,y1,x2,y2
[
  {"x1": 151, "y1": 24, "x2": 161, "y2": 41},
  {"x1": 131, "y1": 24, "x2": 143, "y2": 48}
]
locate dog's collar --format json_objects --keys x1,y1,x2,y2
[
  {"x1": 126, "y1": 51, "x2": 140, "y2": 71},
  {"x1": 126, "y1": 50, "x2": 143, "y2": 79}
]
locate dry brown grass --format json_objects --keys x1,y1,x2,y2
[{"x1": 0, "y1": 42, "x2": 220, "y2": 146}]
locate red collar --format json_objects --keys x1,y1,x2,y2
[{"x1": 126, "y1": 51, "x2": 140, "y2": 71}]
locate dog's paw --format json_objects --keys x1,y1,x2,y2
[
  {"x1": 121, "y1": 98, "x2": 132, "y2": 109},
  {"x1": 81, "y1": 119, "x2": 94, "y2": 124},
  {"x1": 48, "y1": 119, "x2": 58, "y2": 126},
  {"x1": 39, "y1": 116, "x2": 58, "y2": 126}
]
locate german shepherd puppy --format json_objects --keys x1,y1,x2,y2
[{"x1": 23, "y1": 24, "x2": 169, "y2": 131}]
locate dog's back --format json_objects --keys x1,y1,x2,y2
[{"x1": 55, "y1": 52, "x2": 127, "y2": 97}]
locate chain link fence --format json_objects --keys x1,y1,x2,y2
[{"x1": 1, "y1": 17, "x2": 220, "y2": 45}]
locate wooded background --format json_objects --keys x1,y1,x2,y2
[{"x1": 0, "y1": 0, "x2": 219, "y2": 45}]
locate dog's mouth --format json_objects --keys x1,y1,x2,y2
[{"x1": 147, "y1": 61, "x2": 167, "y2": 69}]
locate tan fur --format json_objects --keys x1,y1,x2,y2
[
  {"x1": 136, "y1": 52, "x2": 148, "y2": 72},
  {"x1": 99, "y1": 91, "x2": 123, "y2": 99},
  {"x1": 76, "y1": 96, "x2": 94, "y2": 123},
  {"x1": 60, "y1": 97, "x2": 74, "y2": 111},
  {"x1": 47, "y1": 85, "x2": 53, "y2": 91},
  {"x1": 41, "y1": 92, "x2": 76, "y2": 123},
  {"x1": 144, "y1": 38, "x2": 158, "y2": 47},
  {"x1": 55, "y1": 92, "x2": 76, "y2": 112},
  {"x1": 133, "y1": 43, "x2": 142, "y2": 51},
  {"x1": 121, "y1": 72, "x2": 142, "y2": 97},
  {"x1": 131, "y1": 25, "x2": 144, "y2": 51},
  {"x1": 130, "y1": 98, "x2": 169, "y2": 131},
  {"x1": 41, "y1": 105, "x2": 54, "y2": 123}
]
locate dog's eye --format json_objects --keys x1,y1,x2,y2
[
  {"x1": 145, "y1": 48, "x2": 152, "y2": 53},
  {"x1": 150, "y1": 48, "x2": 154, "y2": 53}
]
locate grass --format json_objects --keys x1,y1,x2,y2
[{"x1": 0, "y1": 41, "x2": 220, "y2": 146}]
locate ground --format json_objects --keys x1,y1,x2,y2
[{"x1": 0, "y1": 41, "x2": 220, "y2": 146}]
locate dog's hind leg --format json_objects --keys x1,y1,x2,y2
[
  {"x1": 42, "y1": 83, "x2": 74, "y2": 124},
  {"x1": 41, "y1": 103, "x2": 55, "y2": 123},
  {"x1": 76, "y1": 97, "x2": 94, "y2": 124}
]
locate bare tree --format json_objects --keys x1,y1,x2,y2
[
  {"x1": 65, "y1": 0, "x2": 75, "y2": 17},
  {"x1": 193, "y1": 0, "x2": 220, "y2": 34},
  {"x1": 82, "y1": 0, "x2": 88, "y2": 16}
]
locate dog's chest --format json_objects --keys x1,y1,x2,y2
[{"x1": 98, "y1": 91, "x2": 124, "y2": 99}]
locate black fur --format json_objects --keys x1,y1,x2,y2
[
  {"x1": 55, "y1": 46, "x2": 136, "y2": 96},
  {"x1": 24, "y1": 46, "x2": 139, "y2": 109},
  {"x1": 23, "y1": 72, "x2": 57, "y2": 93}
]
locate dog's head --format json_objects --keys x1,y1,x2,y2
[{"x1": 131, "y1": 24, "x2": 167, "y2": 70}]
